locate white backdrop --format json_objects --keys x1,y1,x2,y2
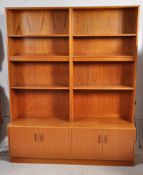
[{"x1": 0, "y1": 0, "x2": 143, "y2": 124}]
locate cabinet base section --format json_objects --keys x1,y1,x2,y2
[{"x1": 9, "y1": 157, "x2": 134, "y2": 166}]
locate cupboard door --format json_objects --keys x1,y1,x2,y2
[
  {"x1": 71, "y1": 128, "x2": 102, "y2": 160},
  {"x1": 103, "y1": 129, "x2": 136, "y2": 160},
  {"x1": 9, "y1": 127, "x2": 39, "y2": 158},
  {"x1": 39, "y1": 128, "x2": 70, "y2": 159}
]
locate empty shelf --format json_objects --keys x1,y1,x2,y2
[
  {"x1": 73, "y1": 54, "x2": 135, "y2": 62},
  {"x1": 8, "y1": 117, "x2": 135, "y2": 129},
  {"x1": 74, "y1": 85, "x2": 134, "y2": 90},
  {"x1": 9, "y1": 54, "x2": 69, "y2": 62}
]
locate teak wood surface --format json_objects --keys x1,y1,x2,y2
[{"x1": 6, "y1": 6, "x2": 139, "y2": 165}]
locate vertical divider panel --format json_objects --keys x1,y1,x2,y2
[
  {"x1": 130, "y1": 8, "x2": 138, "y2": 123},
  {"x1": 6, "y1": 9, "x2": 15, "y2": 120},
  {"x1": 69, "y1": 8, "x2": 74, "y2": 122}
]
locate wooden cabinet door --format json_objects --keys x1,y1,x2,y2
[
  {"x1": 71, "y1": 128, "x2": 102, "y2": 160},
  {"x1": 9, "y1": 127, "x2": 39, "y2": 158},
  {"x1": 39, "y1": 128, "x2": 70, "y2": 159},
  {"x1": 103, "y1": 129, "x2": 136, "y2": 160}
]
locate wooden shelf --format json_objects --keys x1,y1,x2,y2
[
  {"x1": 9, "y1": 117, "x2": 69, "y2": 127},
  {"x1": 10, "y1": 54, "x2": 134, "y2": 62},
  {"x1": 9, "y1": 34, "x2": 69, "y2": 38},
  {"x1": 73, "y1": 117, "x2": 135, "y2": 129},
  {"x1": 9, "y1": 117, "x2": 135, "y2": 129},
  {"x1": 73, "y1": 54, "x2": 135, "y2": 62},
  {"x1": 73, "y1": 34, "x2": 136, "y2": 37},
  {"x1": 74, "y1": 85, "x2": 134, "y2": 90},
  {"x1": 11, "y1": 85, "x2": 134, "y2": 91},
  {"x1": 9, "y1": 54, "x2": 69, "y2": 62},
  {"x1": 11, "y1": 85, "x2": 69, "y2": 90}
]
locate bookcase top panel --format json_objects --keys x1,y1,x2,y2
[{"x1": 6, "y1": 6, "x2": 139, "y2": 10}]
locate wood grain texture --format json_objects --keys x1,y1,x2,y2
[
  {"x1": 7, "y1": 10, "x2": 69, "y2": 35},
  {"x1": 10, "y1": 62, "x2": 69, "y2": 87},
  {"x1": 73, "y1": 8, "x2": 137, "y2": 35},
  {"x1": 11, "y1": 90, "x2": 69, "y2": 120},
  {"x1": 74, "y1": 85, "x2": 134, "y2": 90},
  {"x1": 39, "y1": 128, "x2": 70, "y2": 159},
  {"x1": 69, "y1": 8, "x2": 74, "y2": 122},
  {"x1": 8, "y1": 125, "x2": 136, "y2": 161},
  {"x1": 8, "y1": 34, "x2": 69, "y2": 37},
  {"x1": 102, "y1": 129, "x2": 136, "y2": 160},
  {"x1": 9, "y1": 157, "x2": 134, "y2": 166},
  {"x1": 6, "y1": 7, "x2": 138, "y2": 165},
  {"x1": 74, "y1": 62, "x2": 134, "y2": 87},
  {"x1": 9, "y1": 55, "x2": 69, "y2": 62},
  {"x1": 8, "y1": 127, "x2": 39, "y2": 158},
  {"x1": 73, "y1": 54, "x2": 135, "y2": 62},
  {"x1": 74, "y1": 91, "x2": 133, "y2": 120},
  {"x1": 8, "y1": 117, "x2": 135, "y2": 129},
  {"x1": 74, "y1": 37, "x2": 136, "y2": 56},
  {"x1": 9, "y1": 38, "x2": 69, "y2": 56},
  {"x1": 71, "y1": 128, "x2": 102, "y2": 160}
]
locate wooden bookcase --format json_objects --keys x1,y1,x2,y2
[{"x1": 7, "y1": 6, "x2": 139, "y2": 165}]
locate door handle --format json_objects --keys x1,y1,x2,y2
[
  {"x1": 34, "y1": 134, "x2": 38, "y2": 142},
  {"x1": 40, "y1": 134, "x2": 43, "y2": 142},
  {"x1": 104, "y1": 135, "x2": 108, "y2": 144},
  {"x1": 98, "y1": 135, "x2": 102, "y2": 143}
]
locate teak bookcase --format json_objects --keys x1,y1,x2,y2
[{"x1": 7, "y1": 6, "x2": 139, "y2": 165}]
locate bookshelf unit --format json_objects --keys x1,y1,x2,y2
[{"x1": 7, "y1": 6, "x2": 138, "y2": 165}]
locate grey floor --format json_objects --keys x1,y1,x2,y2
[{"x1": 1, "y1": 118, "x2": 143, "y2": 175}]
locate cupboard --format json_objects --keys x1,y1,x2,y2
[{"x1": 7, "y1": 6, "x2": 138, "y2": 165}]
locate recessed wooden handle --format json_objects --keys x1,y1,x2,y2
[
  {"x1": 34, "y1": 134, "x2": 38, "y2": 142},
  {"x1": 40, "y1": 134, "x2": 43, "y2": 142},
  {"x1": 104, "y1": 135, "x2": 108, "y2": 144},
  {"x1": 98, "y1": 135, "x2": 102, "y2": 143}
]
